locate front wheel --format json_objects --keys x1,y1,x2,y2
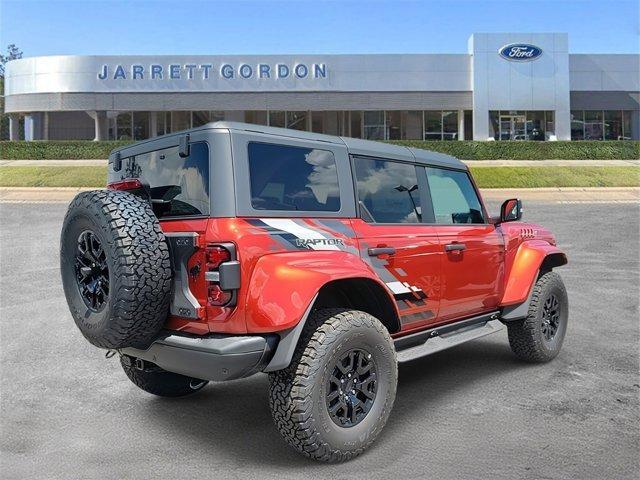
[
  {"x1": 507, "y1": 271, "x2": 569, "y2": 362},
  {"x1": 268, "y1": 309, "x2": 397, "y2": 462}
]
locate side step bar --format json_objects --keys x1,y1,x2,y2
[{"x1": 394, "y1": 311, "x2": 503, "y2": 363}]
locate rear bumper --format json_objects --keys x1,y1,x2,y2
[{"x1": 121, "y1": 331, "x2": 278, "y2": 382}]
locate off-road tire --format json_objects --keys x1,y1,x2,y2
[
  {"x1": 60, "y1": 189, "x2": 171, "y2": 349},
  {"x1": 507, "y1": 271, "x2": 568, "y2": 362},
  {"x1": 120, "y1": 355, "x2": 208, "y2": 397},
  {"x1": 268, "y1": 308, "x2": 397, "y2": 462}
]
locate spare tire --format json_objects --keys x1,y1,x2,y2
[{"x1": 60, "y1": 189, "x2": 172, "y2": 349}]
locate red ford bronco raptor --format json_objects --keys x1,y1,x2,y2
[{"x1": 60, "y1": 122, "x2": 568, "y2": 462}]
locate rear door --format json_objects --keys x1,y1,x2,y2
[
  {"x1": 424, "y1": 166, "x2": 504, "y2": 321},
  {"x1": 350, "y1": 155, "x2": 442, "y2": 332}
]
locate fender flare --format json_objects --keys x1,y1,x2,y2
[
  {"x1": 244, "y1": 251, "x2": 399, "y2": 372},
  {"x1": 500, "y1": 240, "x2": 567, "y2": 321},
  {"x1": 245, "y1": 250, "x2": 396, "y2": 332}
]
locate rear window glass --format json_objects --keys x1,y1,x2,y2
[
  {"x1": 118, "y1": 142, "x2": 210, "y2": 218},
  {"x1": 248, "y1": 142, "x2": 340, "y2": 212}
]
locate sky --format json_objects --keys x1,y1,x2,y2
[{"x1": 1, "y1": 0, "x2": 639, "y2": 57}]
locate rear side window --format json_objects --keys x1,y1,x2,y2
[
  {"x1": 353, "y1": 157, "x2": 422, "y2": 223},
  {"x1": 120, "y1": 142, "x2": 210, "y2": 218},
  {"x1": 248, "y1": 142, "x2": 340, "y2": 212},
  {"x1": 426, "y1": 167, "x2": 485, "y2": 224}
]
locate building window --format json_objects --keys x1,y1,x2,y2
[
  {"x1": 245, "y1": 111, "x2": 268, "y2": 126},
  {"x1": 584, "y1": 111, "x2": 604, "y2": 140},
  {"x1": 363, "y1": 111, "x2": 385, "y2": 140},
  {"x1": 571, "y1": 111, "x2": 584, "y2": 140},
  {"x1": 385, "y1": 111, "x2": 402, "y2": 140},
  {"x1": 385, "y1": 111, "x2": 423, "y2": 140},
  {"x1": 403, "y1": 111, "x2": 424, "y2": 140},
  {"x1": 286, "y1": 111, "x2": 307, "y2": 130},
  {"x1": 268, "y1": 111, "x2": 285, "y2": 128},
  {"x1": 604, "y1": 110, "x2": 623, "y2": 140},
  {"x1": 442, "y1": 111, "x2": 458, "y2": 140},
  {"x1": 311, "y1": 111, "x2": 345, "y2": 135},
  {"x1": 349, "y1": 111, "x2": 362, "y2": 138},
  {"x1": 424, "y1": 111, "x2": 442, "y2": 140},
  {"x1": 464, "y1": 110, "x2": 473, "y2": 140},
  {"x1": 116, "y1": 112, "x2": 132, "y2": 140},
  {"x1": 571, "y1": 110, "x2": 632, "y2": 140},
  {"x1": 192, "y1": 111, "x2": 210, "y2": 127},
  {"x1": 132, "y1": 112, "x2": 150, "y2": 140},
  {"x1": 622, "y1": 111, "x2": 632, "y2": 140},
  {"x1": 171, "y1": 111, "x2": 191, "y2": 132},
  {"x1": 490, "y1": 111, "x2": 554, "y2": 141}
]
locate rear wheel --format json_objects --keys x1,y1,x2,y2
[
  {"x1": 268, "y1": 309, "x2": 397, "y2": 462},
  {"x1": 120, "y1": 355, "x2": 208, "y2": 398},
  {"x1": 507, "y1": 271, "x2": 568, "y2": 362}
]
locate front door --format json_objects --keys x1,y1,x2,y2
[
  {"x1": 350, "y1": 156, "x2": 442, "y2": 332},
  {"x1": 425, "y1": 166, "x2": 504, "y2": 321},
  {"x1": 499, "y1": 115, "x2": 527, "y2": 140}
]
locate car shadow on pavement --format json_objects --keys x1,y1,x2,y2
[{"x1": 140, "y1": 335, "x2": 526, "y2": 468}]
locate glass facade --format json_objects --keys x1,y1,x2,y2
[
  {"x1": 571, "y1": 110, "x2": 633, "y2": 140},
  {"x1": 489, "y1": 111, "x2": 555, "y2": 140},
  {"x1": 105, "y1": 109, "x2": 634, "y2": 142}
]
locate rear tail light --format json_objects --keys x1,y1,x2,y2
[
  {"x1": 207, "y1": 284, "x2": 233, "y2": 306},
  {"x1": 107, "y1": 178, "x2": 143, "y2": 191},
  {"x1": 203, "y1": 244, "x2": 240, "y2": 307}
]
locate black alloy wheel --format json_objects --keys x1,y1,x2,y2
[
  {"x1": 326, "y1": 348, "x2": 378, "y2": 428},
  {"x1": 541, "y1": 294, "x2": 560, "y2": 342},
  {"x1": 75, "y1": 230, "x2": 109, "y2": 311}
]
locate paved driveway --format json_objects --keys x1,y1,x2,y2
[{"x1": 1, "y1": 200, "x2": 638, "y2": 479}]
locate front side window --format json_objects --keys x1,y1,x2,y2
[
  {"x1": 354, "y1": 157, "x2": 422, "y2": 223},
  {"x1": 426, "y1": 167, "x2": 485, "y2": 224},
  {"x1": 248, "y1": 142, "x2": 340, "y2": 212}
]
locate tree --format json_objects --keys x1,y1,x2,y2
[
  {"x1": 0, "y1": 44, "x2": 23, "y2": 77},
  {"x1": 1, "y1": 44, "x2": 24, "y2": 139}
]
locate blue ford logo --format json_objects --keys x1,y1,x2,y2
[{"x1": 499, "y1": 44, "x2": 543, "y2": 61}]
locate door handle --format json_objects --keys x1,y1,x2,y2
[
  {"x1": 368, "y1": 247, "x2": 396, "y2": 256},
  {"x1": 445, "y1": 243, "x2": 466, "y2": 252}
]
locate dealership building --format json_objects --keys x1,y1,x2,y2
[{"x1": 4, "y1": 32, "x2": 639, "y2": 142}]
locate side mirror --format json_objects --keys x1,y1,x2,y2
[
  {"x1": 178, "y1": 134, "x2": 190, "y2": 158},
  {"x1": 500, "y1": 198, "x2": 523, "y2": 223}
]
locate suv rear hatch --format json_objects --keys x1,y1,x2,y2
[{"x1": 108, "y1": 142, "x2": 238, "y2": 334}]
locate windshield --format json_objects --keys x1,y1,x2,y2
[{"x1": 117, "y1": 142, "x2": 210, "y2": 218}]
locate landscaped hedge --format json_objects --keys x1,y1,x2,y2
[
  {"x1": 0, "y1": 141, "x2": 131, "y2": 159},
  {"x1": 1, "y1": 139, "x2": 638, "y2": 160},
  {"x1": 387, "y1": 140, "x2": 640, "y2": 160}
]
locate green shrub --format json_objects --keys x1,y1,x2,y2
[
  {"x1": 387, "y1": 140, "x2": 640, "y2": 160},
  {"x1": 0, "y1": 141, "x2": 132, "y2": 159},
  {"x1": 0, "y1": 139, "x2": 638, "y2": 160}
]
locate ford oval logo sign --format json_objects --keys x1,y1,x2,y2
[{"x1": 499, "y1": 44, "x2": 543, "y2": 61}]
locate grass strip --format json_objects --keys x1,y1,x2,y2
[{"x1": 0, "y1": 166, "x2": 638, "y2": 188}]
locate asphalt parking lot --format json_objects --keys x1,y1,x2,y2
[{"x1": 1, "y1": 199, "x2": 638, "y2": 479}]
